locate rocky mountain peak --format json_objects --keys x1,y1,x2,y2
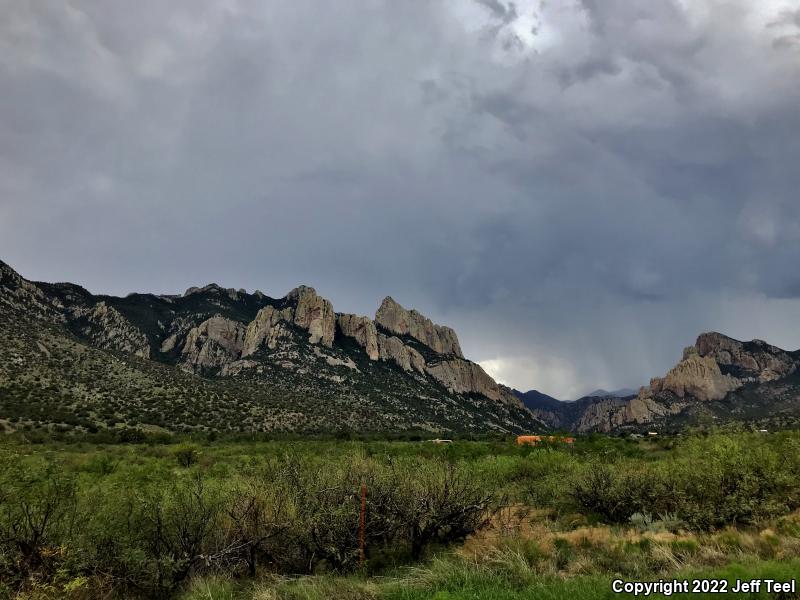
[
  {"x1": 0, "y1": 260, "x2": 23, "y2": 287},
  {"x1": 183, "y1": 283, "x2": 245, "y2": 301},
  {"x1": 0, "y1": 259, "x2": 56, "y2": 317},
  {"x1": 375, "y1": 296, "x2": 463, "y2": 358},
  {"x1": 527, "y1": 331, "x2": 800, "y2": 434},
  {"x1": 1, "y1": 259, "x2": 536, "y2": 433},
  {"x1": 636, "y1": 331, "x2": 799, "y2": 410},
  {"x1": 282, "y1": 285, "x2": 335, "y2": 346},
  {"x1": 286, "y1": 285, "x2": 318, "y2": 300},
  {"x1": 184, "y1": 284, "x2": 219, "y2": 297},
  {"x1": 694, "y1": 331, "x2": 796, "y2": 381},
  {"x1": 643, "y1": 352, "x2": 740, "y2": 402}
]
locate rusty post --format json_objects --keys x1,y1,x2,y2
[{"x1": 359, "y1": 480, "x2": 367, "y2": 567}]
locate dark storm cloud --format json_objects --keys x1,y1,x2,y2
[{"x1": 1, "y1": 0, "x2": 799, "y2": 398}]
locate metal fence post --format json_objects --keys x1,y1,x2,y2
[{"x1": 359, "y1": 480, "x2": 367, "y2": 567}]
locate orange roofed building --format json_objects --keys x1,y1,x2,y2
[{"x1": 516, "y1": 435, "x2": 575, "y2": 446}]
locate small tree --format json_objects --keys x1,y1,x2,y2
[
  {"x1": 386, "y1": 458, "x2": 494, "y2": 559},
  {"x1": 0, "y1": 460, "x2": 77, "y2": 578},
  {"x1": 224, "y1": 469, "x2": 292, "y2": 576},
  {"x1": 125, "y1": 473, "x2": 223, "y2": 595}
]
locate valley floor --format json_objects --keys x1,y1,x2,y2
[{"x1": 1, "y1": 431, "x2": 799, "y2": 599}]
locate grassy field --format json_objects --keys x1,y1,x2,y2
[{"x1": 1, "y1": 430, "x2": 799, "y2": 599}]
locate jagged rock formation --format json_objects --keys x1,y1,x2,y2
[
  {"x1": 181, "y1": 316, "x2": 246, "y2": 372},
  {"x1": 519, "y1": 331, "x2": 800, "y2": 433},
  {"x1": 287, "y1": 286, "x2": 335, "y2": 347},
  {"x1": 71, "y1": 302, "x2": 152, "y2": 359},
  {"x1": 244, "y1": 306, "x2": 293, "y2": 355},
  {"x1": 377, "y1": 334, "x2": 426, "y2": 373},
  {"x1": 335, "y1": 297, "x2": 518, "y2": 405},
  {"x1": 180, "y1": 286, "x2": 339, "y2": 372},
  {"x1": 637, "y1": 333, "x2": 799, "y2": 408},
  {"x1": 695, "y1": 332, "x2": 796, "y2": 382},
  {"x1": 645, "y1": 347, "x2": 741, "y2": 402},
  {"x1": 0, "y1": 259, "x2": 540, "y2": 435},
  {"x1": 425, "y1": 359, "x2": 518, "y2": 405},
  {"x1": 337, "y1": 314, "x2": 379, "y2": 360},
  {"x1": 376, "y1": 297, "x2": 463, "y2": 357}
]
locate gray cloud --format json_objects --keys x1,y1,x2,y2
[{"x1": 2, "y1": 0, "x2": 799, "y2": 398}]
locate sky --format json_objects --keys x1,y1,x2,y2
[{"x1": 2, "y1": 1, "x2": 800, "y2": 399}]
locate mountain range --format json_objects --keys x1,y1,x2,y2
[
  {"x1": 516, "y1": 334, "x2": 800, "y2": 432},
  {"x1": 2, "y1": 258, "x2": 800, "y2": 436},
  {"x1": 0, "y1": 260, "x2": 541, "y2": 435}
]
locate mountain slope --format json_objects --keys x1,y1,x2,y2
[
  {"x1": 583, "y1": 388, "x2": 637, "y2": 399},
  {"x1": 0, "y1": 260, "x2": 543, "y2": 435}
]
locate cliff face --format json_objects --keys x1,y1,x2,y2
[
  {"x1": 286, "y1": 286, "x2": 336, "y2": 347},
  {"x1": 337, "y1": 297, "x2": 520, "y2": 406},
  {"x1": 695, "y1": 332, "x2": 796, "y2": 382},
  {"x1": 637, "y1": 333, "x2": 799, "y2": 408},
  {"x1": 337, "y1": 314, "x2": 379, "y2": 360},
  {"x1": 0, "y1": 259, "x2": 538, "y2": 434},
  {"x1": 172, "y1": 284, "x2": 514, "y2": 407},
  {"x1": 181, "y1": 316, "x2": 246, "y2": 372},
  {"x1": 646, "y1": 348, "x2": 741, "y2": 402},
  {"x1": 627, "y1": 333, "x2": 797, "y2": 431},
  {"x1": 375, "y1": 297, "x2": 463, "y2": 358},
  {"x1": 425, "y1": 359, "x2": 518, "y2": 405}
]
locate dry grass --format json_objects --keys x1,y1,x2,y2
[{"x1": 457, "y1": 505, "x2": 800, "y2": 580}]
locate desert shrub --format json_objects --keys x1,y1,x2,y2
[
  {"x1": 0, "y1": 458, "x2": 77, "y2": 584},
  {"x1": 220, "y1": 461, "x2": 295, "y2": 577},
  {"x1": 214, "y1": 454, "x2": 494, "y2": 573},
  {"x1": 73, "y1": 472, "x2": 227, "y2": 597},
  {"x1": 270, "y1": 454, "x2": 374, "y2": 573},
  {"x1": 82, "y1": 452, "x2": 118, "y2": 476},
  {"x1": 519, "y1": 451, "x2": 581, "y2": 509},
  {"x1": 383, "y1": 457, "x2": 495, "y2": 559},
  {"x1": 133, "y1": 474, "x2": 226, "y2": 593},
  {"x1": 568, "y1": 462, "x2": 655, "y2": 523},
  {"x1": 662, "y1": 436, "x2": 797, "y2": 530},
  {"x1": 172, "y1": 444, "x2": 201, "y2": 468},
  {"x1": 1, "y1": 431, "x2": 798, "y2": 597},
  {"x1": 567, "y1": 435, "x2": 800, "y2": 531}
]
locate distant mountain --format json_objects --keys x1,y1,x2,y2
[
  {"x1": 0, "y1": 259, "x2": 544, "y2": 436},
  {"x1": 583, "y1": 388, "x2": 637, "y2": 399},
  {"x1": 513, "y1": 389, "x2": 564, "y2": 412},
  {"x1": 519, "y1": 333, "x2": 800, "y2": 433}
]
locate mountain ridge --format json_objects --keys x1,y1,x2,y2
[
  {"x1": 4, "y1": 258, "x2": 799, "y2": 436},
  {"x1": 0, "y1": 259, "x2": 542, "y2": 435}
]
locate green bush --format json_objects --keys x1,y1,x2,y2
[
  {"x1": 0, "y1": 458, "x2": 77, "y2": 585},
  {"x1": 565, "y1": 434, "x2": 800, "y2": 531},
  {"x1": 383, "y1": 458, "x2": 494, "y2": 559},
  {"x1": 172, "y1": 444, "x2": 201, "y2": 468}
]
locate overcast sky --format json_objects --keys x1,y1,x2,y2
[{"x1": 2, "y1": 1, "x2": 800, "y2": 398}]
